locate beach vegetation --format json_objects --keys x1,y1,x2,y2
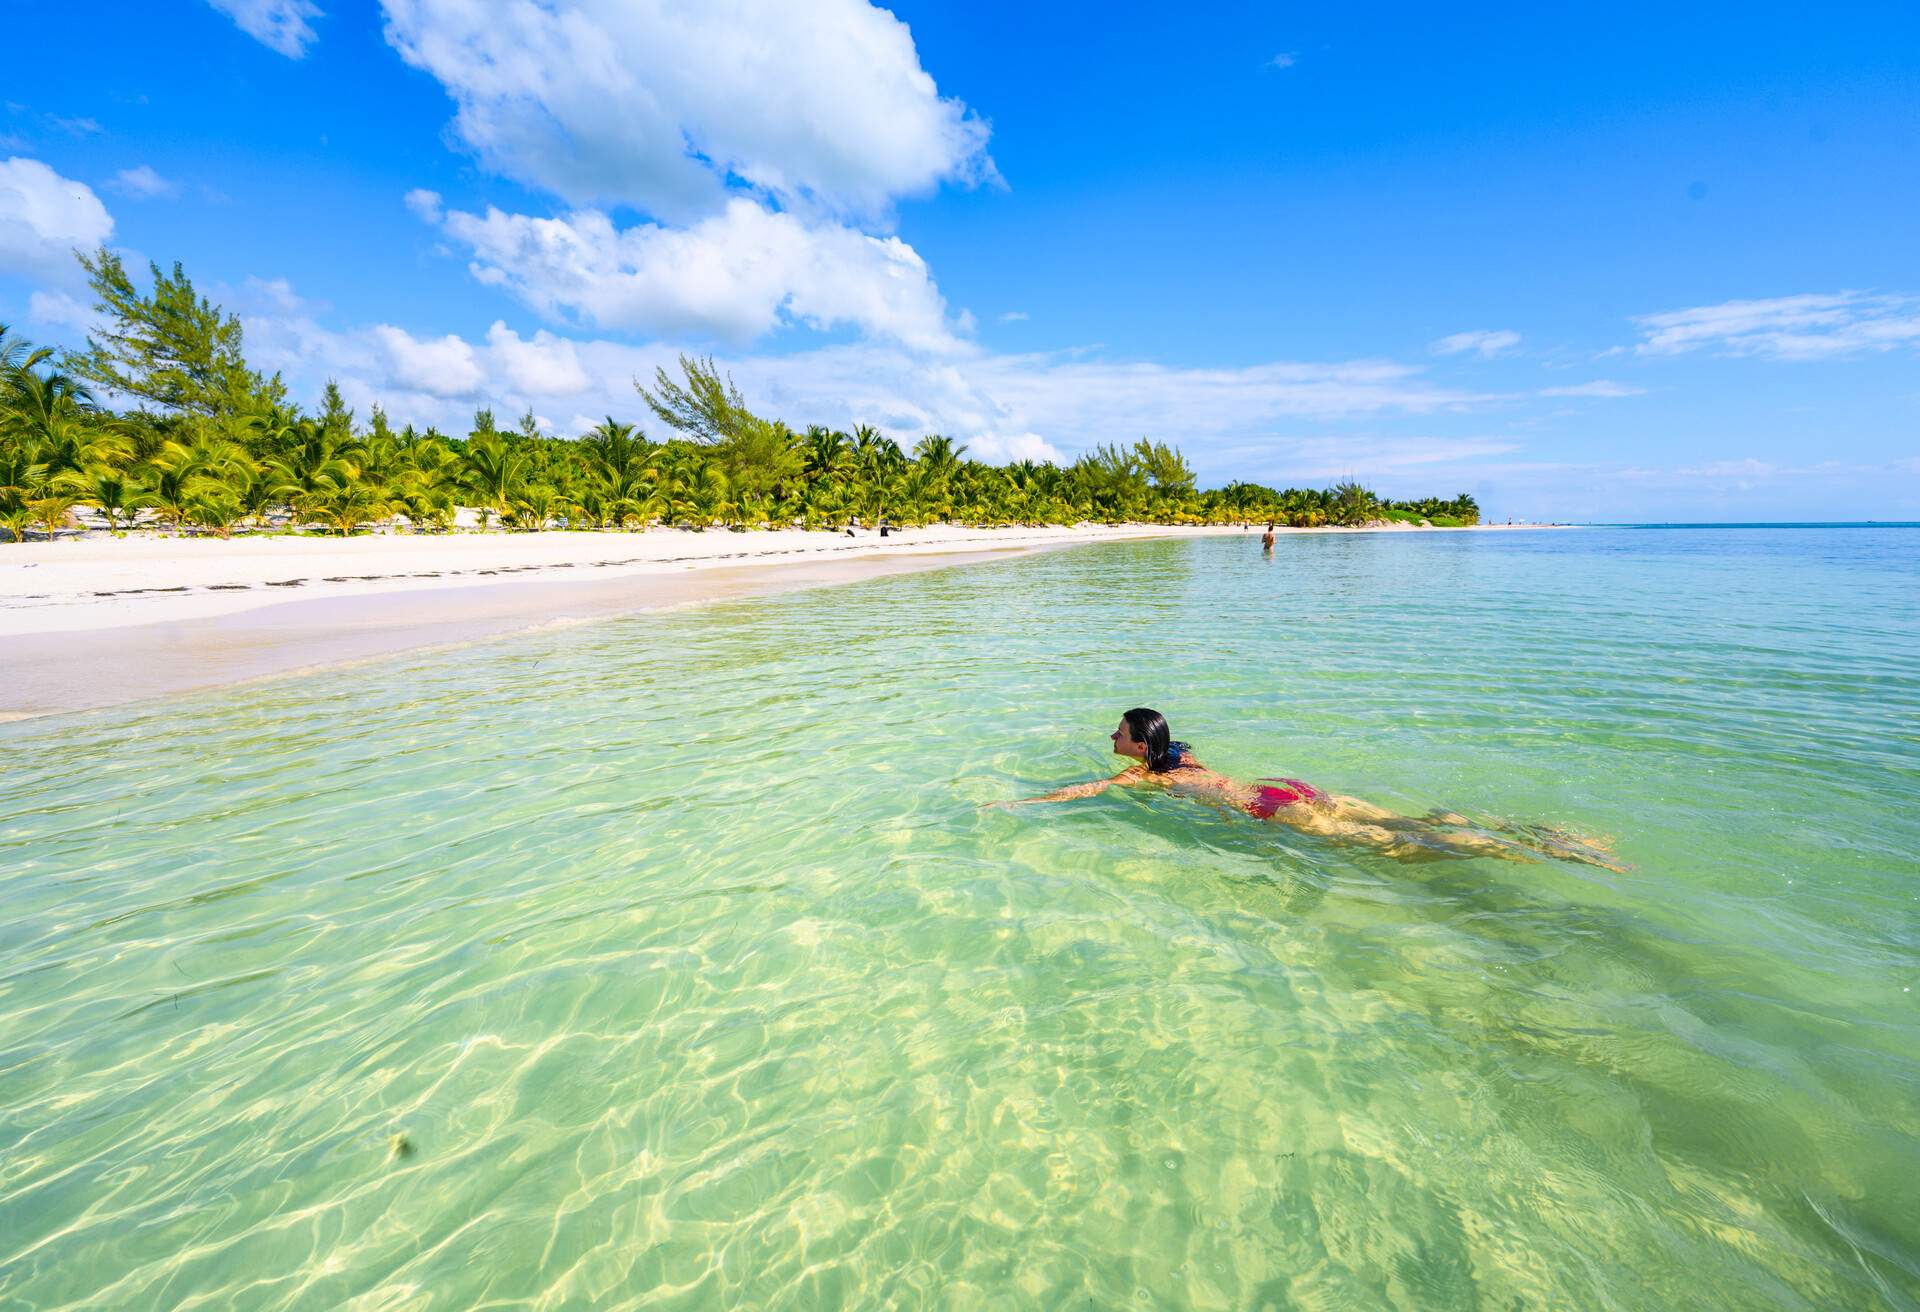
[{"x1": 0, "y1": 256, "x2": 1482, "y2": 541}]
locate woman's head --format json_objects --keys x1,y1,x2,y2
[{"x1": 1113, "y1": 707, "x2": 1180, "y2": 771}]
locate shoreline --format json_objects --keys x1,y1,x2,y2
[
  {"x1": 0, "y1": 521, "x2": 1561, "y2": 636},
  {"x1": 0, "y1": 523, "x2": 1565, "y2": 722}
]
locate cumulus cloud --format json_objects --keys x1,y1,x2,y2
[
  {"x1": 0, "y1": 157, "x2": 114, "y2": 284},
  {"x1": 1632, "y1": 292, "x2": 1920, "y2": 360},
  {"x1": 486, "y1": 321, "x2": 590, "y2": 395},
  {"x1": 242, "y1": 275, "x2": 310, "y2": 313},
  {"x1": 378, "y1": 0, "x2": 993, "y2": 223},
  {"x1": 109, "y1": 165, "x2": 180, "y2": 199},
  {"x1": 1432, "y1": 329, "x2": 1521, "y2": 358},
  {"x1": 431, "y1": 197, "x2": 965, "y2": 350},
  {"x1": 371, "y1": 324, "x2": 487, "y2": 396},
  {"x1": 403, "y1": 187, "x2": 442, "y2": 222},
  {"x1": 27, "y1": 289, "x2": 101, "y2": 333},
  {"x1": 206, "y1": 0, "x2": 323, "y2": 58},
  {"x1": 969, "y1": 431, "x2": 1060, "y2": 464},
  {"x1": 227, "y1": 276, "x2": 1509, "y2": 476}
]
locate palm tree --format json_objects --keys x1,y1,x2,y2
[
  {"x1": 0, "y1": 323, "x2": 54, "y2": 383},
  {"x1": 184, "y1": 484, "x2": 248, "y2": 538},
  {"x1": 1327, "y1": 480, "x2": 1380, "y2": 526},
  {"x1": 141, "y1": 430, "x2": 255, "y2": 532},
  {"x1": 460, "y1": 433, "x2": 528, "y2": 527},
  {"x1": 911, "y1": 434, "x2": 967, "y2": 523},
  {"x1": 511, "y1": 484, "x2": 566, "y2": 531},
  {"x1": 6, "y1": 371, "x2": 126, "y2": 474},
  {"x1": 266, "y1": 420, "x2": 355, "y2": 530},
  {"x1": 29, "y1": 479, "x2": 82, "y2": 539},
  {"x1": 305, "y1": 457, "x2": 391, "y2": 535},
  {"x1": 393, "y1": 440, "x2": 461, "y2": 531},
  {"x1": 683, "y1": 464, "x2": 733, "y2": 527},
  {"x1": 78, "y1": 467, "x2": 140, "y2": 530},
  {"x1": 581, "y1": 417, "x2": 656, "y2": 527},
  {"x1": 0, "y1": 437, "x2": 42, "y2": 542},
  {"x1": 802, "y1": 426, "x2": 852, "y2": 482}
]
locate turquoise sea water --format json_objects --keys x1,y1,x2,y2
[{"x1": 2, "y1": 525, "x2": 1917, "y2": 1310}]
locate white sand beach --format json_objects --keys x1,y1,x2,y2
[
  {"x1": 0, "y1": 520, "x2": 1569, "y2": 636},
  {"x1": 0, "y1": 522, "x2": 1560, "y2": 719}
]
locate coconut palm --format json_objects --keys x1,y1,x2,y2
[
  {"x1": 306, "y1": 455, "x2": 391, "y2": 535},
  {"x1": 184, "y1": 484, "x2": 249, "y2": 538},
  {"x1": 460, "y1": 433, "x2": 529, "y2": 527},
  {"x1": 581, "y1": 417, "x2": 656, "y2": 527},
  {"x1": 78, "y1": 467, "x2": 141, "y2": 530},
  {"x1": 393, "y1": 440, "x2": 461, "y2": 532},
  {"x1": 28, "y1": 479, "x2": 82, "y2": 538},
  {"x1": 266, "y1": 421, "x2": 356, "y2": 529},
  {"x1": 802, "y1": 426, "x2": 852, "y2": 482},
  {"x1": 141, "y1": 430, "x2": 255, "y2": 532},
  {"x1": 510, "y1": 483, "x2": 565, "y2": 531}
]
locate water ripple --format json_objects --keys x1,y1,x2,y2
[{"x1": 2, "y1": 528, "x2": 1918, "y2": 1308}]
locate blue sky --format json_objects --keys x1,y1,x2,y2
[{"x1": 2, "y1": 0, "x2": 1916, "y2": 520}]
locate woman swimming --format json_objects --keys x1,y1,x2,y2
[{"x1": 1006, "y1": 707, "x2": 1623, "y2": 870}]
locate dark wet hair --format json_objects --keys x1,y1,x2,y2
[{"x1": 1123, "y1": 707, "x2": 1190, "y2": 772}]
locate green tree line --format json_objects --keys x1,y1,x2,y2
[{"x1": 0, "y1": 251, "x2": 1479, "y2": 541}]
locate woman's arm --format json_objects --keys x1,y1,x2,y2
[{"x1": 1005, "y1": 765, "x2": 1144, "y2": 805}]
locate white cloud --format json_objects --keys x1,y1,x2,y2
[
  {"x1": 969, "y1": 431, "x2": 1060, "y2": 465},
  {"x1": 948, "y1": 354, "x2": 1482, "y2": 442},
  {"x1": 998, "y1": 310, "x2": 1028, "y2": 323},
  {"x1": 1632, "y1": 292, "x2": 1920, "y2": 360},
  {"x1": 403, "y1": 187, "x2": 442, "y2": 222},
  {"x1": 1538, "y1": 379, "x2": 1644, "y2": 398},
  {"x1": 206, "y1": 0, "x2": 323, "y2": 58},
  {"x1": 1432, "y1": 329, "x2": 1521, "y2": 358},
  {"x1": 1207, "y1": 434, "x2": 1519, "y2": 481},
  {"x1": 1268, "y1": 52, "x2": 1298, "y2": 69},
  {"x1": 109, "y1": 165, "x2": 180, "y2": 199},
  {"x1": 432, "y1": 197, "x2": 965, "y2": 350},
  {"x1": 242, "y1": 275, "x2": 309, "y2": 313},
  {"x1": 229, "y1": 278, "x2": 1506, "y2": 468},
  {"x1": 27, "y1": 289, "x2": 101, "y2": 333},
  {"x1": 0, "y1": 157, "x2": 114, "y2": 284},
  {"x1": 371, "y1": 324, "x2": 486, "y2": 396},
  {"x1": 378, "y1": 0, "x2": 993, "y2": 223},
  {"x1": 485, "y1": 321, "x2": 590, "y2": 395}
]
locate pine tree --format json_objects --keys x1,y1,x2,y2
[
  {"x1": 64, "y1": 249, "x2": 284, "y2": 419},
  {"x1": 318, "y1": 380, "x2": 355, "y2": 440}
]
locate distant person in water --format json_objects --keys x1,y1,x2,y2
[
  {"x1": 1005, "y1": 707, "x2": 1622, "y2": 870},
  {"x1": 1261, "y1": 522, "x2": 1276, "y2": 551}
]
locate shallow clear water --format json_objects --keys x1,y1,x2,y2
[{"x1": 2, "y1": 526, "x2": 1917, "y2": 1310}]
